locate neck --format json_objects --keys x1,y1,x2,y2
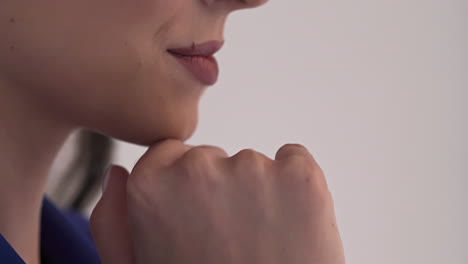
[{"x1": 0, "y1": 80, "x2": 74, "y2": 264}]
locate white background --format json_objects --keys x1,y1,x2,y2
[{"x1": 51, "y1": 1, "x2": 468, "y2": 263}]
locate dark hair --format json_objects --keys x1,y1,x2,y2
[{"x1": 51, "y1": 129, "x2": 114, "y2": 212}]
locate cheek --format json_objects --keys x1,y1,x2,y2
[
  {"x1": 0, "y1": 0, "x2": 201, "y2": 145},
  {"x1": 1, "y1": 0, "x2": 148, "y2": 100}
]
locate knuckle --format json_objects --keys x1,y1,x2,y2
[
  {"x1": 230, "y1": 149, "x2": 268, "y2": 175},
  {"x1": 236, "y1": 148, "x2": 257, "y2": 159},
  {"x1": 281, "y1": 155, "x2": 310, "y2": 174},
  {"x1": 177, "y1": 147, "x2": 217, "y2": 179},
  {"x1": 279, "y1": 143, "x2": 307, "y2": 153},
  {"x1": 279, "y1": 155, "x2": 327, "y2": 189},
  {"x1": 199, "y1": 145, "x2": 228, "y2": 156},
  {"x1": 276, "y1": 143, "x2": 311, "y2": 160},
  {"x1": 282, "y1": 143, "x2": 307, "y2": 149},
  {"x1": 182, "y1": 146, "x2": 212, "y2": 162}
]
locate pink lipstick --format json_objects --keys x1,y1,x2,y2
[{"x1": 167, "y1": 40, "x2": 224, "y2": 86}]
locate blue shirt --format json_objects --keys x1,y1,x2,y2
[{"x1": 0, "y1": 197, "x2": 101, "y2": 264}]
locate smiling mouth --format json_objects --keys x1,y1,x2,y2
[{"x1": 167, "y1": 40, "x2": 224, "y2": 85}]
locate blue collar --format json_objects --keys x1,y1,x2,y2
[{"x1": 0, "y1": 197, "x2": 101, "y2": 264}]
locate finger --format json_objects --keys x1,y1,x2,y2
[
  {"x1": 179, "y1": 145, "x2": 229, "y2": 161},
  {"x1": 194, "y1": 145, "x2": 229, "y2": 157},
  {"x1": 90, "y1": 165, "x2": 133, "y2": 264},
  {"x1": 275, "y1": 144, "x2": 328, "y2": 188},
  {"x1": 131, "y1": 139, "x2": 191, "y2": 173}
]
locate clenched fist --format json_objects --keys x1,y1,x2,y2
[{"x1": 90, "y1": 139, "x2": 345, "y2": 264}]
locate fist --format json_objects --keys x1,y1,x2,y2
[{"x1": 91, "y1": 139, "x2": 345, "y2": 264}]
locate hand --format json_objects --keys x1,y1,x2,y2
[{"x1": 90, "y1": 139, "x2": 345, "y2": 264}]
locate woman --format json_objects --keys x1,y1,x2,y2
[{"x1": 0, "y1": 0, "x2": 345, "y2": 263}]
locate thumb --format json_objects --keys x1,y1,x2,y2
[{"x1": 90, "y1": 165, "x2": 134, "y2": 264}]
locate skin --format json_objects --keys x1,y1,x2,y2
[
  {"x1": 0, "y1": 0, "x2": 345, "y2": 263},
  {"x1": 91, "y1": 141, "x2": 346, "y2": 264}
]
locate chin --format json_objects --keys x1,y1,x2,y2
[
  {"x1": 98, "y1": 110, "x2": 199, "y2": 147},
  {"x1": 133, "y1": 124, "x2": 196, "y2": 147}
]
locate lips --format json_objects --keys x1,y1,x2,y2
[{"x1": 167, "y1": 40, "x2": 224, "y2": 86}]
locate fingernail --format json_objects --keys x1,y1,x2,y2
[{"x1": 102, "y1": 165, "x2": 113, "y2": 193}]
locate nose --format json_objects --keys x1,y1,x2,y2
[{"x1": 201, "y1": 0, "x2": 269, "y2": 12}]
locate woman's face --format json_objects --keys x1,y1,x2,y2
[{"x1": 0, "y1": 0, "x2": 267, "y2": 145}]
